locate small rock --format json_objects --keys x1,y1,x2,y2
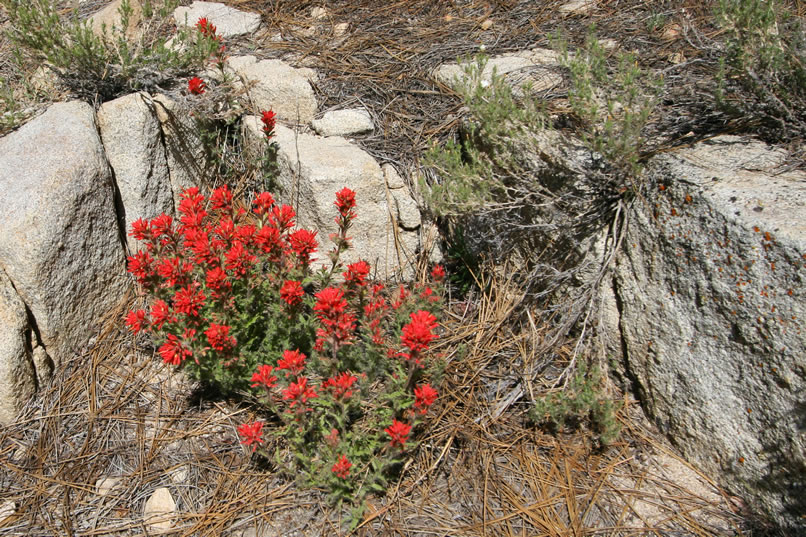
[
  {"x1": 0, "y1": 500, "x2": 15, "y2": 522},
  {"x1": 143, "y1": 487, "x2": 176, "y2": 531},
  {"x1": 226, "y1": 56, "x2": 318, "y2": 124},
  {"x1": 383, "y1": 164, "x2": 406, "y2": 190},
  {"x1": 89, "y1": 0, "x2": 143, "y2": 39},
  {"x1": 170, "y1": 465, "x2": 189, "y2": 484},
  {"x1": 311, "y1": 109, "x2": 373, "y2": 137},
  {"x1": 559, "y1": 0, "x2": 596, "y2": 15},
  {"x1": 599, "y1": 38, "x2": 619, "y2": 50},
  {"x1": 95, "y1": 477, "x2": 121, "y2": 497},
  {"x1": 333, "y1": 22, "x2": 349, "y2": 37},
  {"x1": 390, "y1": 189, "x2": 421, "y2": 230},
  {"x1": 311, "y1": 6, "x2": 328, "y2": 19},
  {"x1": 662, "y1": 23, "x2": 682, "y2": 40},
  {"x1": 480, "y1": 19, "x2": 493, "y2": 30},
  {"x1": 668, "y1": 51, "x2": 686, "y2": 64},
  {"x1": 174, "y1": 1, "x2": 261, "y2": 37}
]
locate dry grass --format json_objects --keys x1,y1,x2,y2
[{"x1": 0, "y1": 270, "x2": 749, "y2": 536}]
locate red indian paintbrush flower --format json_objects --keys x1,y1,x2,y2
[
  {"x1": 150, "y1": 300, "x2": 173, "y2": 330},
  {"x1": 288, "y1": 229, "x2": 318, "y2": 264},
  {"x1": 276, "y1": 349, "x2": 307, "y2": 377},
  {"x1": 314, "y1": 287, "x2": 347, "y2": 321},
  {"x1": 159, "y1": 331, "x2": 195, "y2": 366},
  {"x1": 127, "y1": 250, "x2": 153, "y2": 284},
  {"x1": 173, "y1": 285, "x2": 206, "y2": 317},
  {"x1": 344, "y1": 260, "x2": 370, "y2": 287},
  {"x1": 125, "y1": 309, "x2": 147, "y2": 333},
  {"x1": 322, "y1": 372, "x2": 358, "y2": 400},
  {"x1": 413, "y1": 383, "x2": 438, "y2": 414},
  {"x1": 334, "y1": 187, "x2": 356, "y2": 220},
  {"x1": 237, "y1": 420, "x2": 264, "y2": 452},
  {"x1": 250, "y1": 365, "x2": 278, "y2": 389},
  {"x1": 280, "y1": 280, "x2": 304, "y2": 306},
  {"x1": 205, "y1": 323, "x2": 236, "y2": 352},
  {"x1": 385, "y1": 419, "x2": 411, "y2": 448},
  {"x1": 260, "y1": 109, "x2": 277, "y2": 138},
  {"x1": 188, "y1": 76, "x2": 206, "y2": 95},
  {"x1": 401, "y1": 310, "x2": 439, "y2": 356},
  {"x1": 331, "y1": 454, "x2": 351, "y2": 479},
  {"x1": 210, "y1": 185, "x2": 233, "y2": 212},
  {"x1": 196, "y1": 17, "x2": 217, "y2": 38},
  {"x1": 430, "y1": 264, "x2": 446, "y2": 282},
  {"x1": 252, "y1": 192, "x2": 275, "y2": 215},
  {"x1": 282, "y1": 377, "x2": 317, "y2": 409}
]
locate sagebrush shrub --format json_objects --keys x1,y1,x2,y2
[
  {"x1": 715, "y1": 0, "x2": 806, "y2": 137},
  {"x1": 1, "y1": 0, "x2": 220, "y2": 101}
]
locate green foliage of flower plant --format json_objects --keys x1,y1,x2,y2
[
  {"x1": 125, "y1": 178, "x2": 447, "y2": 524},
  {"x1": 715, "y1": 0, "x2": 806, "y2": 137},
  {"x1": 529, "y1": 362, "x2": 621, "y2": 447},
  {"x1": 1, "y1": 0, "x2": 220, "y2": 101}
]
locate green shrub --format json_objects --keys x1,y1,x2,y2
[
  {"x1": 715, "y1": 0, "x2": 806, "y2": 137},
  {"x1": 556, "y1": 29, "x2": 662, "y2": 180},
  {"x1": 530, "y1": 363, "x2": 621, "y2": 446},
  {"x1": 1, "y1": 0, "x2": 220, "y2": 101}
]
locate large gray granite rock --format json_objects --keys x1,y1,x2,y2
[
  {"x1": 613, "y1": 135, "x2": 806, "y2": 529},
  {"x1": 243, "y1": 118, "x2": 422, "y2": 278},
  {"x1": 0, "y1": 268, "x2": 36, "y2": 425},
  {"x1": 227, "y1": 56, "x2": 318, "y2": 125},
  {"x1": 152, "y1": 94, "x2": 207, "y2": 211},
  {"x1": 0, "y1": 101, "x2": 129, "y2": 370},
  {"x1": 173, "y1": 1, "x2": 261, "y2": 37},
  {"x1": 97, "y1": 92, "x2": 175, "y2": 247}
]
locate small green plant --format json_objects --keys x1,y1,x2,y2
[
  {"x1": 556, "y1": 29, "x2": 662, "y2": 180},
  {"x1": 1, "y1": 0, "x2": 220, "y2": 101},
  {"x1": 715, "y1": 0, "x2": 806, "y2": 137},
  {"x1": 530, "y1": 362, "x2": 621, "y2": 446}
]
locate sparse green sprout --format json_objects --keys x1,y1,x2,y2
[{"x1": 530, "y1": 363, "x2": 621, "y2": 446}]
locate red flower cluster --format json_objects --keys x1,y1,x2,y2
[
  {"x1": 188, "y1": 76, "x2": 206, "y2": 95},
  {"x1": 430, "y1": 264, "x2": 446, "y2": 282},
  {"x1": 385, "y1": 419, "x2": 411, "y2": 448},
  {"x1": 276, "y1": 349, "x2": 307, "y2": 377},
  {"x1": 125, "y1": 309, "x2": 147, "y2": 333},
  {"x1": 282, "y1": 377, "x2": 318, "y2": 409},
  {"x1": 279, "y1": 280, "x2": 304, "y2": 306},
  {"x1": 288, "y1": 229, "x2": 318, "y2": 266},
  {"x1": 250, "y1": 364, "x2": 278, "y2": 389},
  {"x1": 331, "y1": 454, "x2": 351, "y2": 479},
  {"x1": 238, "y1": 420, "x2": 265, "y2": 452},
  {"x1": 401, "y1": 310, "x2": 439, "y2": 363},
  {"x1": 195, "y1": 17, "x2": 217, "y2": 38},
  {"x1": 205, "y1": 323, "x2": 236, "y2": 352},
  {"x1": 314, "y1": 287, "x2": 356, "y2": 350},
  {"x1": 322, "y1": 372, "x2": 358, "y2": 400},
  {"x1": 334, "y1": 187, "x2": 356, "y2": 221},
  {"x1": 414, "y1": 383, "x2": 438, "y2": 414},
  {"x1": 260, "y1": 109, "x2": 277, "y2": 139},
  {"x1": 344, "y1": 260, "x2": 370, "y2": 288},
  {"x1": 159, "y1": 331, "x2": 195, "y2": 366}
]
